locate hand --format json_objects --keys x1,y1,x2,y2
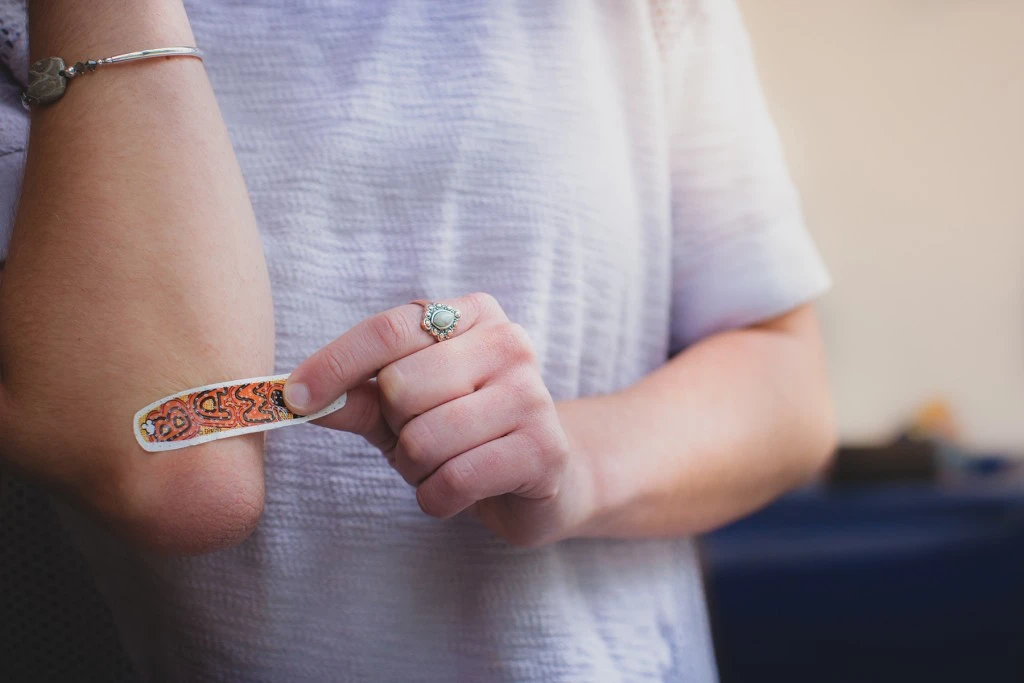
[{"x1": 284, "y1": 293, "x2": 593, "y2": 546}]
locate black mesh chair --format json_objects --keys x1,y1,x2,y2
[{"x1": 0, "y1": 469, "x2": 137, "y2": 682}]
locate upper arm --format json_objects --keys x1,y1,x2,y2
[
  {"x1": 752, "y1": 302, "x2": 823, "y2": 342},
  {"x1": 666, "y1": 0, "x2": 830, "y2": 353},
  {"x1": 748, "y1": 302, "x2": 836, "y2": 460}
]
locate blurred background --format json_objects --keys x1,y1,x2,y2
[
  {"x1": 742, "y1": 0, "x2": 1023, "y2": 451},
  {"x1": 702, "y1": 2, "x2": 1024, "y2": 681},
  {"x1": 2, "y1": 2, "x2": 1022, "y2": 682}
]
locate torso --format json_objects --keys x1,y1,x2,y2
[{"x1": 56, "y1": 2, "x2": 717, "y2": 680}]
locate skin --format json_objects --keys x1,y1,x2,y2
[
  {"x1": 285, "y1": 294, "x2": 836, "y2": 547},
  {"x1": 1, "y1": 0, "x2": 836, "y2": 554},
  {"x1": 0, "y1": 1, "x2": 274, "y2": 554}
]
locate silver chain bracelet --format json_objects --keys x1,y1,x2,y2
[{"x1": 22, "y1": 46, "x2": 204, "y2": 108}]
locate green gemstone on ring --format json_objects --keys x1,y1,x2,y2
[
  {"x1": 430, "y1": 309, "x2": 456, "y2": 330},
  {"x1": 423, "y1": 303, "x2": 459, "y2": 339}
]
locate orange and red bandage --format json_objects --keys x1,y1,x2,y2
[{"x1": 133, "y1": 374, "x2": 347, "y2": 452}]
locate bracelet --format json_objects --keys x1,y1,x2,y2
[{"x1": 23, "y1": 46, "x2": 204, "y2": 107}]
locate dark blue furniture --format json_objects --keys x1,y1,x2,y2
[{"x1": 701, "y1": 473, "x2": 1024, "y2": 682}]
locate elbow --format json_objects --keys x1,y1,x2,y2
[
  {"x1": 793, "y1": 393, "x2": 839, "y2": 486},
  {"x1": 806, "y1": 416, "x2": 839, "y2": 482},
  {"x1": 98, "y1": 435, "x2": 266, "y2": 556}
]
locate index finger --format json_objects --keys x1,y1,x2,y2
[{"x1": 283, "y1": 292, "x2": 503, "y2": 414}]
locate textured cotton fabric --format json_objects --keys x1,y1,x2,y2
[{"x1": 0, "y1": 1, "x2": 829, "y2": 681}]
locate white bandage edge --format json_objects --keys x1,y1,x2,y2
[{"x1": 133, "y1": 373, "x2": 347, "y2": 453}]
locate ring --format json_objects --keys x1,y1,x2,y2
[{"x1": 418, "y1": 301, "x2": 461, "y2": 341}]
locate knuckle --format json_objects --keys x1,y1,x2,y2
[
  {"x1": 501, "y1": 365, "x2": 550, "y2": 409},
  {"x1": 489, "y1": 322, "x2": 535, "y2": 362},
  {"x1": 369, "y1": 311, "x2": 412, "y2": 354},
  {"x1": 516, "y1": 428, "x2": 544, "y2": 459},
  {"x1": 538, "y1": 424, "x2": 571, "y2": 469},
  {"x1": 521, "y1": 376, "x2": 552, "y2": 412},
  {"x1": 376, "y1": 364, "x2": 404, "y2": 405},
  {"x1": 351, "y1": 384, "x2": 384, "y2": 437},
  {"x1": 505, "y1": 375, "x2": 545, "y2": 416},
  {"x1": 549, "y1": 438, "x2": 571, "y2": 472},
  {"x1": 396, "y1": 426, "x2": 429, "y2": 465},
  {"x1": 445, "y1": 399, "x2": 475, "y2": 429},
  {"x1": 415, "y1": 486, "x2": 445, "y2": 518},
  {"x1": 510, "y1": 323, "x2": 538, "y2": 363},
  {"x1": 467, "y1": 291, "x2": 500, "y2": 315},
  {"x1": 322, "y1": 346, "x2": 352, "y2": 387},
  {"x1": 521, "y1": 421, "x2": 569, "y2": 470},
  {"x1": 506, "y1": 322, "x2": 533, "y2": 347},
  {"x1": 439, "y1": 458, "x2": 477, "y2": 499}
]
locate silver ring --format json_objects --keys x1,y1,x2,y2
[{"x1": 419, "y1": 302, "x2": 461, "y2": 341}]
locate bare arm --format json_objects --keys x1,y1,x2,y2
[
  {"x1": 276, "y1": 295, "x2": 832, "y2": 547},
  {"x1": 0, "y1": 0, "x2": 273, "y2": 553},
  {"x1": 561, "y1": 304, "x2": 836, "y2": 538}
]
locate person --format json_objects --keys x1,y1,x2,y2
[{"x1": 0, "y1": 0, "x2": 835, "y2": 680}]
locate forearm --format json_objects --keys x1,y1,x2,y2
[
  {"x1": 8, "y1": 0, "x2": 273, "y2": 388},
  {"x1": 0, "y1": 1, "x2": 273, "y2": 551},
  {"x1": 561, "y1": 305, "x2": 836, "y2": 538}
]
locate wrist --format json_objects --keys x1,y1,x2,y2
[{"x1": 554, "y1": 393, "x2": 644, "y2": 539}]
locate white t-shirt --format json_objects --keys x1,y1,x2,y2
[{"x1": 0, "y1": 1, "x2": 829, "y2": 680}]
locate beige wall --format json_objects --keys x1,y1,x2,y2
[{"x1": 737, "y1": 0, "x2": 1024, "y2": 452}]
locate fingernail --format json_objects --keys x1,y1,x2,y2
[{"x1": 284, "y1": 382, "x2": 311, "y2": 413}]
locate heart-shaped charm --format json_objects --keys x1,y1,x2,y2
[{"x1": 25, "y1": 57, "x2": 68, "y2": 105}]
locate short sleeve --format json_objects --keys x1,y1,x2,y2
[
  {"x1": 666, "y1": 0, "x2": 829, "y2": 352},
  {"x1": 0, "y1": 0, "x2": 29, "y2": 264}
]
